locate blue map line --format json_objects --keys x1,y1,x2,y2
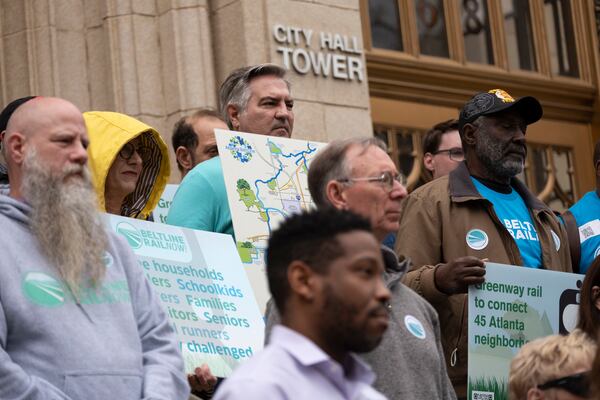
[{"x1": 254, "y1": 142, "x2": 317, "y2": 232}]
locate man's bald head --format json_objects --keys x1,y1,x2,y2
[
  {"x1": 5, "y1": 97, "x2": 83, "y2": 138},
  {"x1": 2, "y1": 97, "x2": 89, "y2": 199}
]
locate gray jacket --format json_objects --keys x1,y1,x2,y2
[
  {"x1": 265, "y1": 246, "x2": 456, "y2": 400},
  {"x1": 0, "y1": 194, "x2": 189, "y2": 400}
]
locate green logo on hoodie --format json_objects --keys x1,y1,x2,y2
[
  {"x1": 22, "y1": 272, "x2": 65, "y2": 307},
  {"x1": 116, "y1": 222, "x2": 143, "y2": 249},
  {"x1": 22, "y1": 271, "x2": 132, "y2": 307}
]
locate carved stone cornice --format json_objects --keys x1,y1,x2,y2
[{"x1": 367, "y1": 52, "x2": 597, "y2": 122}]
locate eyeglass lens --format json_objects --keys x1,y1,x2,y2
[
  {"x1": 383, "y1": 171, "x2": 406, "y2": 189},
  {"x1": 449, "y1": 148, "x2": 464, "y2": 161},
  {"x1": 119, "y1": 142, "x2": 150, "y2": 160}
]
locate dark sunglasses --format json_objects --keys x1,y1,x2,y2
[
  {"x1": 537, "y1": 371, "x2": 590, "y2": 397},
  {"x1": 119, "y1": 141, "x2": 152, "y2": 161}
]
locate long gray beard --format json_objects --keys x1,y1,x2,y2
[{"x1": 22, "y1": 151, "x2": 107, "y2": 295}]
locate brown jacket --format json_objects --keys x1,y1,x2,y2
[{"x1": 395, "y1": 162, "x2": 571, "y2": 398}]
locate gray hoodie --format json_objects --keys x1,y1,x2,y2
[
  {"x1": 0, "y1": 194, "x2": 189, "y2": 399},
  {"x1": 265, "y1": 246, "x2": 456, "y2": 400}
]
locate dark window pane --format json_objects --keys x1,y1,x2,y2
[
  {"x1": 531, "y1": 147, "x2": 548, "y2": 193},
  {"x1": 521, "y1": 144, "x2": 576, "y2": 211},
  {"x1": 462, "y1": 0, "x2": 494, "y2": 64},
  {"x1": 544, "y1": 0, "x2": 578, "y2": 77},
  {"x1": 502, "y1": 0, "x2": 537, "y2": 71},
  {"x1": 415, "y1": 0, "x2": 449, "y2": 57},
  {"x1": 369, "y1": 0, "x2": 403, "y2": 51},
  {"x1": 396, "y1": 133, "x2": 415, "y2": 176}
]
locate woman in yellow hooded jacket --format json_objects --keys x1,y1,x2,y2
[{"x1": 84, "y1": 111, "x2": 170, "y2": 219}]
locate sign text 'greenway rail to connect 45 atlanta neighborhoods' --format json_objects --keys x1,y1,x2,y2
[{"x1": 468, "y1": 263, "x2": 584, "y2": 400}]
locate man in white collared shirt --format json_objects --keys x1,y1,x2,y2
[{"x1": 215, "y1": 209, "x2": 391, "y2": 399}]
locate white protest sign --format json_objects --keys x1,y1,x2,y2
[
  {"x1": 153, "y1": 184, "x2": 178, "y2": 224},
  {"x1": 468, "y1": 263, "x2": 584, "y2": 400},
  {"x1": 105, "y1": 214, "x2": 264, "y2": 377}
]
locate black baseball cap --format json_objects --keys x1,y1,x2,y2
[
  {"x1": 458, "y1": 89, "x2": 543, "y2": 134},
  {"x1": 0, "y1": 96, "x2": 37, "y2": 133}
]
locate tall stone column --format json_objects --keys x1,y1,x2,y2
[
  {"x1": 157, "y1": 0, "x2": 218, "y2": 134},
  {"x1": 0, "y1": 0, "x2": 218, "y2": 178},
  {"x1": 0, "y1": 0, "x2": 90, "y2": 107},
  {"x1": 89, "y1": 0, "x2": 219, "y2": 175}
]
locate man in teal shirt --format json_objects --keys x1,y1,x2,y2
[
  {"x1": 168, "y1": 63, "x2": 295, "y2": 397},
  {"x1": 167, "y1": 63, "x2": 294, "y2": 235}
]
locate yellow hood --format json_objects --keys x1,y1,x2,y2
[{"x1": 84, "y1": 111, "x2": 170, "y2": 219}]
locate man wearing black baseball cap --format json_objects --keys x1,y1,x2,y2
[{"x1": 395, "y1": 89, "x2": 571, "y2": 399}]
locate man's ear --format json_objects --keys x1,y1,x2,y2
[
  {"x1": 325, "y1": 180, "x2": 349, "y2": 210},
  {"x1": 4, "y1": 132, "x2": 26, "y2": 164},
  {"x1": 462, "y1": 123, "x2": 477, "y2": 147},
  {"x1": 175, "y1": 146, "x2": 193, "y2": 172},
  {"x1": 287, "y1": 260, "x2": 320, "y2": 302},
  {"x1": 227, "y1": 105, "x2": 241, "y2": 130},
  {"x1": 423, "y1": 152, "x2": 435, "y2": 173}
]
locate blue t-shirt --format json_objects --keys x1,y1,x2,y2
[
  {"x1": 471, "y1": 177, "x2": 542, "y2": 268},
  {"x1": 569, "y1": 190, "x2": 600, "y2": 273},
  {"x1": 167, "y1": 156, "x2": 234, "y2": 236}
]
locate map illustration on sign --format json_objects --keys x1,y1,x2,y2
[{"x1": 216, "y1": 129, "x2": 326, "y2": 310}]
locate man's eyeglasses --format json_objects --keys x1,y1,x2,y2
[
  {"x1": 339, "y1": 171, "x2": 407, "y2": 192},
  {"x1": 537, "y1": 371, "x2": 590, "y2": 398},
  {"x1": 119, "y1": 142, "x2": 152, "y2": 161},
  {"x1": 433, "y1": 147, "x2": 464, "y2": 162}
]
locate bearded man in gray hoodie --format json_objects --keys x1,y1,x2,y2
[{"x1": 0, "y1": 96, "x2": 188, "y2": 400}]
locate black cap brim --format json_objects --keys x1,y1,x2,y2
[{"x1": 481, "y1": 95, "x2": 543, "y2": 125}]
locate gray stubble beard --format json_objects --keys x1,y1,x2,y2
[{"x1": 475, "y1": 126, "x2": 524, "y2": 180}]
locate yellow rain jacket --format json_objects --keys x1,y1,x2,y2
[{"x1": 84, "y1": 111, "x2": 170, "y2": 220}]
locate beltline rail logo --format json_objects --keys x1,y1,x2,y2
[
  {"x1": 467, "y1": 229, "x2": 489, "y2": 250},
  {"x1": 22, "y1": 271, "x2": 131, "y2": 307},
  {"x1": 115, "y1": 220, "x2": 193, "y2": 263},
  {"x1": 23, "y1": 272, "x2": 65, "y2": 307}
]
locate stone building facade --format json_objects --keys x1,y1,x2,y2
[
  {"x1": 2, "y1": 0, "x2": 600, "y2": 204},
  {"x1": 0, "y1": 0, "x2": 371, "y2": 179}
]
